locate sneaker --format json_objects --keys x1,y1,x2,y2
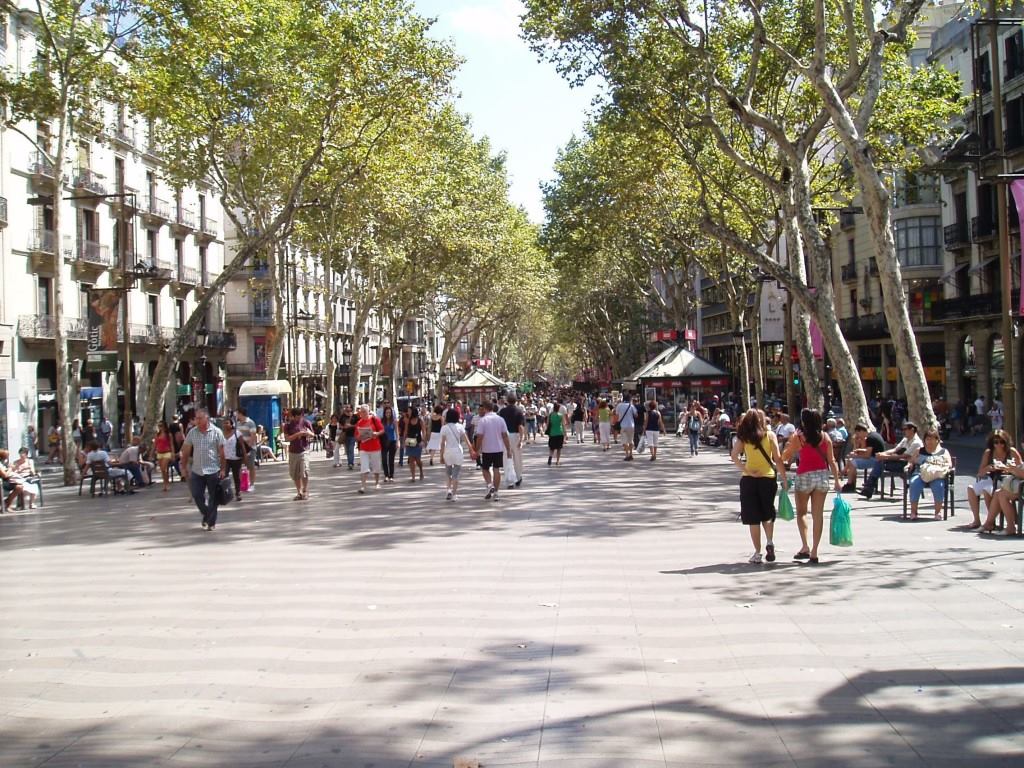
[
  {"x1": 515, "y1": 479, "x2": 522, "y2": 487},
  {"x1": 485, "y1": 486, "x2": 494, "y2": 500},
  {"x1": 446, "y1": 490, "x2": 452, "y2": 500},
  {"x1": 492, "y1": 491, "x2": 499, "y2": 501},
  {"x1": 201, "y1": 522, "x2": 209, "y2": 530},
  {"x1": 247, "y1": 483, "x2": 255, "y2": 491},
  {"x1": 748, "y1": 552, "x2": 763, "y2": 564},
  {"x1": 451, "y1": 494, "x2": 459, "y2": 501},
  {"x1": 765, "y1": 543, "x2": 776, "y2": 562}
]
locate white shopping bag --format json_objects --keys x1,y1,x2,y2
[
  {"x1": 505, "y1": 461, "x2": 518, "y2": 486},
  {"x1": 637, "y1": 434, "x2": 648, "y2": 454}
]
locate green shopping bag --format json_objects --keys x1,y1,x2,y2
[
  {"x1": 777, "y1": 486, "x2": 795, "y2": 521},
  {"x1": 830, "y1": 494, "x2": 854, "y2": 547}
]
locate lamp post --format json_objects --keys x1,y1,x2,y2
[{"x1": 195, "y1": 324, "x2": 209, "y2": 412}]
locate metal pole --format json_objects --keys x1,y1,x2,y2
[
  {"x1": 989, "y1": 5, "x2": 1018, "y2": 443},
  {"x1": 121, "y1": 193, "x2": 133, "y2": 448}
]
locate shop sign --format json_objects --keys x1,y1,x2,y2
[{"x1": 766, "y1": 366, "x2": 783, "y2": 378}]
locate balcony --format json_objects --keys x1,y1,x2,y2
[
  {"x1": 840, "y1": 263, "x2": 857, "y2": 282},
  {"x1": 972, "y1": 215, "x2": 996, "y2": 242},
  {"x1": 839, "y1": 210, "x2": 857, "y2": 230},
  {"x1": 171, "y1": 205, "x2": 196, "y2": 234},
  {"x1": 226, "y1": 363, "x2": 267, "y2": 378},
  {"x1": 74, "y1": 240, "x2": 112, "y2": 270},
  {"x1": 108, "y1": 186, "x2": 140, "y2": 216},
  {"x1": 198, "y1": 216, "x2": 219, "y2": 241},
  {"x1": 296, "y1": 315, "x2": 325, "y2": 332},
  {"x1": 141, "y1": 259, "x2": 176, "y2": 287},
  {"x1": 110, "y1": 123, "x2": 135, "y2": 149},
  {"x1": 944, "y1": 222, "x2": 970, "y2": 250},
  {"x1": 72, "y1": 167, "x2": 106, "y2": 197},
  {"x1": 206, "y1": 330, "x2": 237, "y2": 349},
  {"x1": 245, "y1": 264, "x2": 272, "y2": 280},
  {"x1": 930, "y1": 289, "x2": 1019, "y2": 322},
  {"x1": 18, "y1": 314, "x2": 88, "y2": 343},
  {"x1": 28, "y1": 151, "x2": 55, "y2": 183},
  {"x1": 141, "y1": 195, "x2": 172, "y2": 226},
  {"x1": 225, "y1": 312, "x2": 274, "y2": 327},
  {"x1": 0, "y1": 196, "x2": 7, "y2": 227},
  {"x1": 129, "y1": 324, "x2": 164, "y2": 345},
  {"x1": 174, "y1": 265, "x2": 200, "y2": 287},
  {"x1": 839, "y1": 312, "x2": 888, "y2": 340}
]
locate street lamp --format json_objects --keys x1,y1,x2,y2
[{"x1": 195, "y1": 324, "x2": 209, "y2": 411}]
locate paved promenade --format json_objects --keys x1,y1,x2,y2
[{"x1": 1, "y1": 435, "x2": 1022, "y2": 767}]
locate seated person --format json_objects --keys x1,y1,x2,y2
[
  {"x1": 255, "y1": 426, "x2": 277, "y2": 461},
  {"x1": 842, "y1": 423, "x2": 886, "y2": 493},
  {"x1": 968, "y1": 430, "x2": 1020, "y2": 530},
  {"x1": 1, "y1": 448, "x2": 39, "y2": 510},
  {"x1": 906, "y1": 429, "x2": 953, "y2": 520},
  {"x1": 859, "y1": 421, "x2": 923, "y2": 500},
  {"x1": 117, "y1": 437, "x2": 151, "y2": 489},
  {"x1": 10, "y1": 447, "x2": 41, "y2": 509},
  {"x1": 84, "y1": 439, "x2": 129, "y2": 493}
]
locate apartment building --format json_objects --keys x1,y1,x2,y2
[
  {"x1": 927, "y1": 6, "x2": 1024, "y2": 408},
  {"x1": 222, "y1": 229, "x2": 442, "y2": 408},
  {"x1": 0, "y1": 5, "x2": 232, "y2": 449}
]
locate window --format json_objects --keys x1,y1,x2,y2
[
  {"x1": 0, "y1": 15, "x2": 8, "y2": 52},
  {"x1": 199, "y1": 245, "x2": 207, "y2": 285},
  {"x1": 114, "y1": 156, "x2": 125, "y2": 190},
  {"x1": 252, "y1": 289, "x2": 272, "y2": 319},
  {"x1": 846, "y1": 238, "x2": 855, "y2": 263},
  {"x1": 976, "y1": 51, "x2": 992, "y2": 93},
  {"x1": 850, "y1": 289, "x2": 858, "y2": 318},
  {"x1": 894, "y1": 216, "x2": 942, "y2": 267},
  {"x1": 147, "y1": 230, "x2": 157, "y2": 262},
  {"x1": 147, "y1": 295, "x2": 158, "y2": 326},
  {"x1": 175, "y1": 299, "x2": 184, "y2": 329},
  {"x1": 80, "y1": 283, "x2": 92, "y2": 319},
  {"x1": 38, "y1": 277, "x2": 52, "y2": 315},
  {"x1": 175, "y1": 238, "x2": 184, "y2": 269},
  {"x1": 894, "y1": 172, "x2": 940, "y2": 207}
]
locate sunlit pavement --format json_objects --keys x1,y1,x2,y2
[{"x1": 1, "y1": 436, "x2": 1022, "y2": 767}]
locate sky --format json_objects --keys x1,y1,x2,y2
[{"x1": 412, "y1": 0, "x2": 602, "y2": 223}]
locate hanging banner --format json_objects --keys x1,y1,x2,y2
[
  {"x1": 86, "y1": 288, "x2": 121, "y2": 372},
  {"x1": 1010, "y1": 179, "x2": 1024, "y2": 316}
]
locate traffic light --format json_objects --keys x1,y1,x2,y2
[{"x1": 793, "y1": 374, "x2": 800, "y2": 386}]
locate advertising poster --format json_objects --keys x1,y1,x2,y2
[{"x1": 86, "y1": 288, "x2": 120, "y2": 372}]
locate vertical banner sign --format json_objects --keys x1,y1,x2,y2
[
  {"x1": 1010, "y1": 180, "x2": 1024, "y2": 316},
  {"x1": 86, "y1": 288, "x2": 121, "y2": 372}
]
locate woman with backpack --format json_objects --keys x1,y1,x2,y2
[
  {"x1": 685, "y1": 402, "x2": 703, "y2": 457},
  {"x1": 731, "y1": 409, "x2": 785, "y2": 564},
  {"x1": 782, "y1": 408, "x2": 842, "y2": 564}
]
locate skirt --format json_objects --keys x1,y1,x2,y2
[{"x1": 427, "y1": 433, "x2": 442, "y2": 451}]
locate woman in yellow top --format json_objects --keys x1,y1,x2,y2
[
  {"x1": 597, "y1": 399, "x2": 613, "y2": 451},
  {"x1": 730, "y1": 409, "x2": 786, "y2": 564}
]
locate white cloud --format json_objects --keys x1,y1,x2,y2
[{"x1": 448, "y1": 0, "x2": 524, "y2": 44}]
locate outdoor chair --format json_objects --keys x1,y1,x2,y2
[{"x1": 902, "y1": 457, "x2": 956, "y2": 521}]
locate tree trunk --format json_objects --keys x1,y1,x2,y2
[
  {"x1": 53, "y1": 109, "x2": 77, "y2": 485},
  {"x1": 266, "y1": 241, "x2": 286, "y2": 379},
  {"x1": 324, "y1": 262, "x2": 335, "y2": 416},
  {"x1": 751, "y1": 281, "x2": 765, "y2": 408},
  {"x1": 814, "y1": 76, "x2": 936, "y2": 430}
]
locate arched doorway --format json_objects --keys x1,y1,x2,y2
[{"x1": 962, "y1": 335, "x2": 977, "y2": 403}]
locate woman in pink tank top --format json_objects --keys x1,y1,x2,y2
[{"x1": 781, "y1": 409, "x2": 841, "y2": 564}]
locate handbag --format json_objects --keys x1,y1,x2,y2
[
  {"x1": 777, "y1": 486, "x2": 795, "y2": 521},
  {"x1": 406, "y1": 437, "x2": 418, "y2": 448},
  {"x1": 919, "y1": 463, "x2": 948, "y2": 483},
  {"x1": 998, "y1": 474, "x2": 1024, "y2": 495},
  {"x1": 830, "y1": 495, "x2": 853, "y2": 547},
  {"x1": 217, "y1": 475, "x2": 234, "y2": 505}
]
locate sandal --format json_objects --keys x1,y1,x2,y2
[
  {"x1": 934, "y1": 512, "x2": 943, "y2": 520},
  {"x1": 979, "y1": 526, "x2": 995, "y2": 534},
  {"x1": 968, "y1": 522, "x2": 981, "y2": 529}
]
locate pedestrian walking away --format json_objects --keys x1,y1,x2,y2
[
  {"x1": 613, "y1": 397, "x2": 638, "y2": 461},
  {"x1": 597, "y1": 399, "x2": 612, "y2": 451},
  {"x1": 644, "y1": 399, "x2": 667, "y2": 462},
  {"x1": 571, "y1": 397, "x2": 586, "y2": 444},
  {"x1": 731, "y1": 409, "x2": 785, "y2": 564},
  {"x1": 546, "y1": 401, "x2": 567, "y2": 466},
  {"x1": 498, "y1": 394, "x2": 526, "y2": 488},
  {"x1": 340, "y1": 405, "x2": 356, "y2": 470},
  {"x1": 154, "y1": 421, "x2": 175, "y2": 492},
  {"x1": 179, "y1": 408, "x2": 227, "y2": 531},
  {"x1": 474, "y1": 400, "x2": 512, "y2": 499},
  {"x1": 439, "y1": 407, "x2": 475, "y2": 500},
  {"x1": 354, "y1": 404, "x2": 385, "y2": 493},
  {"x1": 402, "y1": 408, "x2": 425, "y2": 482},
  {"x1": 685, "y1": 402, "x2": 703, "y2": 456},
  {"x1": 426, "y1": 405, "x2": 444, "y2": 466},
  {"x1": 380, "y1": 406, "x2": 398, "y2": 482},
  {"x1": 234, "y1": 407, "x2": 258, "y2": 491},
  {"x1": 283, "y1": 407, "x2": 314, "y2": 500},
  {"x1": 781, "y1": 408, "x2": 842, "y2": 564},
  {"x1": 222, "y1": 417, "x2": 247, "y2": 502}
]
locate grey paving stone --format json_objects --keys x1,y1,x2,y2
[{"x1": 2, "y1": 438, "x2": 1022, "y2": 767}]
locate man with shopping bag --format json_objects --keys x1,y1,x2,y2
[{"x1": 498, "y1": 394, "x2": 526, "y2": 489}]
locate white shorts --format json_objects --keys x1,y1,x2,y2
[
  {"x1": 645, "y1": 430, "x2": 660, "y2": 448},
  {"x1": 971, "y1": 477, "x2": 994, "y2": 496},
  {"x1": 360, "y1": 450, "x2": 382, "y2": 475}
]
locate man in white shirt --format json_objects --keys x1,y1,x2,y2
[
  {"x1": 614, "y1": 397, "x2": 638, "y2": 461},
  {"x1": 860, "y1": 421, "x2": 923, "y2": 499},
  {"x1": 473, "y1": 400, "x2": 512, "y2": 500},
  {"x1": 85, "y1": 439, "x2": 130, "y2": 493},
  {"x1": 775, "y1": 412, "x2": 797, "y2": 443},
  {"x1": 234, "y1": 408, "x2": 258, "y2": 490}
]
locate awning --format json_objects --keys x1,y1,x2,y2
[
  {"x1": 80, "y1": 386, "x2": 103, "y2": 399},
  {"x1": 968, "y1": 255, "x2": 999, "y2": 275},
  {"x1": 940, "y1": 262, "x2": 969, "y2": 283},
  {"x1": 238, "y1": 379, "x2": 293, "y2": 397}
]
